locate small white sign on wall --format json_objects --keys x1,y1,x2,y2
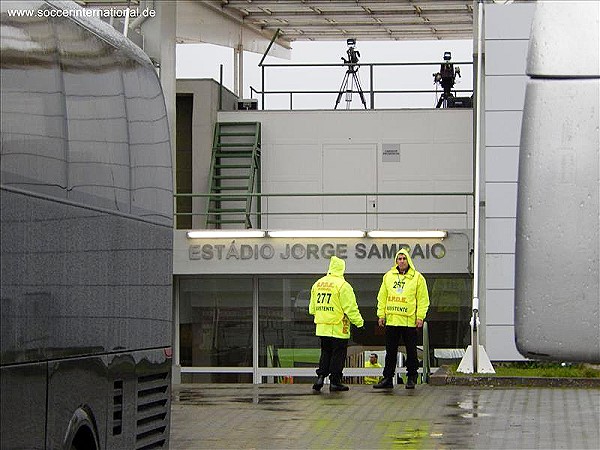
[{"x1": 382, "y1": 144, "x2": 400, "y2": 162}]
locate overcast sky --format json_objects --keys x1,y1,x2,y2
[{"x1": 176, "y1": 39, "x2": 473, "y2": 109}]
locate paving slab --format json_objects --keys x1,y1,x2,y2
[{"x1": 170, "y1": 383, "x2": 600, "y2": 449}]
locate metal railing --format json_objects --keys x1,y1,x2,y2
[
  {"x1": 174, "y1": 191, "x2": 474, "y2": 230},
  {"x1": 251, "y1": 60, "x2": 473, "y2": 110},
  {"x1": 181, "y1": 320, "x2": 433, "y2": 384}
]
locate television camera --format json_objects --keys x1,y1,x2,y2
[
  {"x1": 433, "y1": 51, "x2": 461, "y2": 108},
  {"x1": 334, "y1": 38, "x2": 367, "y2": 109},
  {"x1": 342, "y1": 38, "x2": 360, "y2": 65}
]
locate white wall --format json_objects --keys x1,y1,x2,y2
[
  {"x1": 218, "y1": 109, "x2": 473, "y2": 231},
  {"x1": 484, "y1": 2, "x2": 536, "y2": 360}
]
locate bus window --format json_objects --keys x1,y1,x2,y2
[
  {"x1": 0, "y1": 11, "x2": 67, "y2": 199},
  {"x1": 123, "y1": 64, "x2": 172, "y2": 224},
  {"x1": 57, "y1": 17, "x2": 131, "y2": 212}
]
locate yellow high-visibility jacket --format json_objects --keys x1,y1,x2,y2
[
  {"x1": 364, "y1": 360, "x2": 382, "y2": 384},
  {"x1": 309, "y1": 256, "x2": 364, "y2": 339},
  {"x1": 377, "y1": 248, "x2": 430, "y2": 327}
]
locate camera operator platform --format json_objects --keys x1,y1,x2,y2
[
  {"x1": 335, "y1": 39, "x2": 367, "y2": 110},
  {"x1": 433, "y1": 51, "x2": 461, "y2": 108}
]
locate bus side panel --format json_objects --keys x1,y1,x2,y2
[
  {"x1": 0, "y1": 364, "x2": 47, "y2": 450},
  {"x1": 105, "y1": 350, "x2": 171, "y2": 450},
  {"x1": 1, "y1": 3, "x2": 172, "y2": 448},
  {"x1": 45, "y1": 356, "x2": 108, "y2": 449},
  {"x1": 0, "y1": 190, "x2": 172, "y2": 364},
  {"x1": 16, "y1": 350, "x2": 171, "y2": 450}
]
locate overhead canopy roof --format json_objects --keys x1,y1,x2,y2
[
  {"x1": 210, "y1": 0, "x2": 474, "y2": 42},
  {"x1": 75, "y1": 0, "x2": 475, "y2": 58}
]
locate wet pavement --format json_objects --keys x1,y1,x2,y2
[{"x1": 170, "y1": 383, "x2": 600, "y2": 449}]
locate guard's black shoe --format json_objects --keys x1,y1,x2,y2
[
  {"x1": 329, "y1": 382, "x2": 349, "y2": 392},
  {"x1": 372, "y1": 377, "x2": 394, "y2": 389},
  {"x1": 405, "y1": 375, "x2": 417, "y2": 389},
  {"x1": 312, "y1": 376, "x2": 325, "y2": 392}
]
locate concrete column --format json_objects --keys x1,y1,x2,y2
[
  {"x1": 140, "y1": 1, "x2": 177, "y2": 191},
  {"x1": 139, "y1": 2, "x2": 179, "y2": 381},
  {"x1": 233, "y1": 47, "x2": 239, "y2": 97},
  {"x1": 238, "y1": 43, "x2": 244, "y2": 99}
]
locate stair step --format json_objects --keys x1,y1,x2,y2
[
  {"x1": 208, "y1": 208, "x2": 246, "y2": 213},
  {"x1": 209, "y1": 196, "x2": 248, "y2": 202},
  {"x1": 215, "y1": 152, "x2": 253, "y2": 158},
  {"x1": 216, "y1": 143, "x2": 254, "y2": 148},
  {"x1": 219, "y1": 122, "x2": 260, "y2": 127},
  {"x1": 213, "y1": 175, "x2": 250, "y2": 180},
  {"x1": 213, "y1": 186, "x2": 249, "y2": 191},
  {"x1": 206, "y1": 219, "x2": 248, "y2": 224},
  {"x1": 214, "y1": 164, "x2": 252, "y2": 170},
  {"x1": 219, "y1": 131, "x2": 256, "y2": 137}
]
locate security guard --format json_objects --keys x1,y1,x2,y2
[
  {"x1": 309, "y1": 256, "x2": 364, "y2": 392},
  {"x1": 364, "y1": 353, "x2": 382, "y2": 385},
  {"x1": 373, "y1": 248, "x2": 429, "y2": 389}
]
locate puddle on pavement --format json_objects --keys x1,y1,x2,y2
[
  {"x1": 446, "y1": 396, "x2": 491, "y2": 419},
  {"x1": 386, "y1": 424, "x2": 427, "y2": 447}
]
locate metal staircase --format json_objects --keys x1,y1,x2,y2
[{"x1": 206, "y1": 122, "x2": 261, "y2": 228}]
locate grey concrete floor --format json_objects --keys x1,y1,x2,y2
[{"x1": 169, "y1": 383, "x2": 600, "y2": 449}]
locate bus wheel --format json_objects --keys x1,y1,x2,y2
[{"x1": 64, "y1": 407, "x2": 100, "y2": 450}]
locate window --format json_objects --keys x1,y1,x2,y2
[
  {"x1": 123, "y1": 63, "x2": 172, "y2": 223},
  {"x1": 179, "y1": 277, "x2": 252, "y2": 383},
  {"x1": 177, "y1": 273, "x2": 472, "y2": 382},
  {"x1": 259, "y1": 277, "x2": 316, "y2": 369},
  {"x1": 57, "y1": 19, "x2": 130, "y2": 212},
  {"x1": 427, "y1": 276, "x2": 472, "y2": 348},
  {"x1": 0, "y1": 15, "x2": 66, "y2": 198}
]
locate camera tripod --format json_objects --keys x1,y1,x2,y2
[
  {"x1": 435, "y1": 90, "x2": 454, "y2": 108},
  {"x1": 334, "y1": 64, "x2": 367, "y2": 110}
]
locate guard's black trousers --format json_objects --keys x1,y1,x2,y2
[
  {"x1": 316, "y1": 336, "x2": 348, "y2": 383},
  {"x1": 382, "y1": 325, "x2": 418, "y2": 379}
]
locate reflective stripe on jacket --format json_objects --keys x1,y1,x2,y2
[
  {"x1": 309, "y1": 256, "x2": 364, "y2": 338},
  {"x1": 376, "y1": 248, "x2": 430, "y2": 327}
]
